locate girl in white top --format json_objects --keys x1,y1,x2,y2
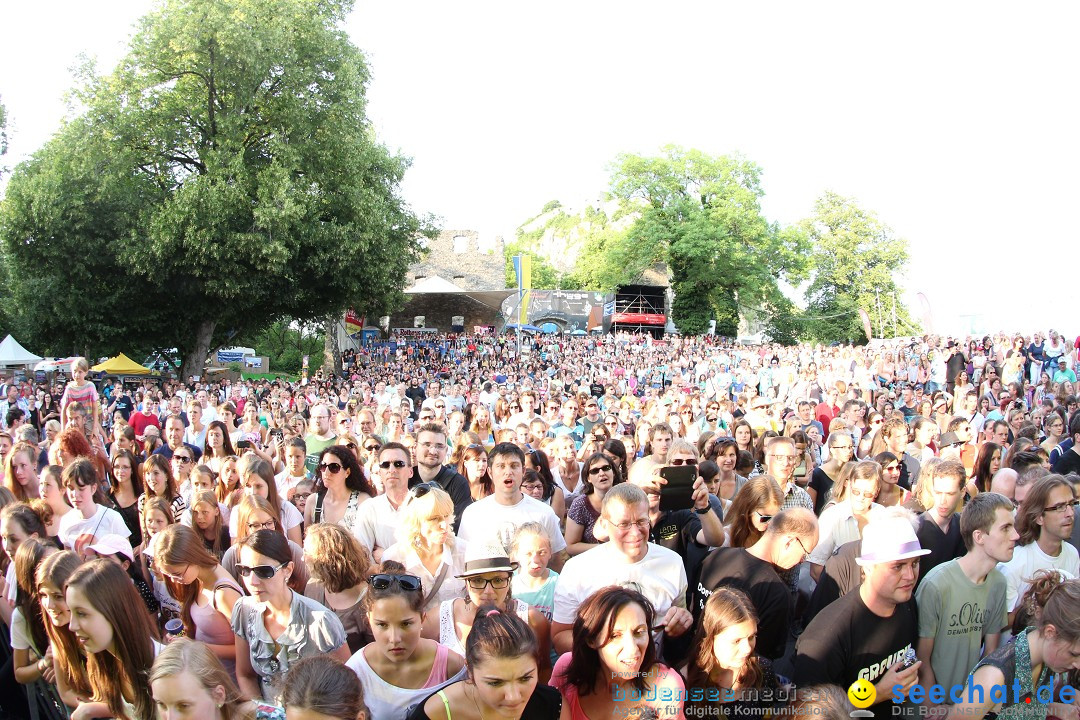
[
  {"x1": 347, "y1": 560, "x2": 465, "y2": 720},
  {"x1": 382, "y1": 485, "x2": 467, "y2": 613},
  {"x1": 809, "y1": 460, "x2": 884, "y2": 581},
  {"x1": 231, "y1": 457, "x2": 302, "y2": 545},
  {"x1": 58, "y1": 458, "x2": 130, "y2": 554}
]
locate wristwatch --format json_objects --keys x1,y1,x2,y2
[{"x1": 693, "y1": 506, "x2": 710, "y2": 515}]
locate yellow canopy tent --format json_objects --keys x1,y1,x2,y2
[{"x1": 92, "y1": 353, "x2": 151, "y2": 375}]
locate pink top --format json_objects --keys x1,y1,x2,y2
[
  {"x1": 551, "y1": 652, "x2": 686, "y2": 720},
  {"x1": 192, "y1": 576, "x2": 243, "y2": 679}
]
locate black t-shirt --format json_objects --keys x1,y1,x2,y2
[
  {"x1": 651, "y1": 508, "x2": 707, "y2": 607},
  {"x1": 406, "y1": 683, "x2": 561, "y2": 720},
  {"x1": 946, "y1": 350, "x2": 966, "y2": 383},
  {"x1": 1051, "y1": 448, "x2": 1080, "y2": 476},
  {"x1": 915, "y1": 512, "x2": 965, "y2": 588},
  {"x1": 804, "y1": 539, "x2": 861, "y2": 626},
  {"x1": 693, "y1": 547, "x2": 790, "y2": 660},
  {"x1": 794, "y1": 588, "x2": 917, "y2": 716},
  {"x1": 114, "y1": 395, "x2": 135, "y2": 421},
  {"x1": 808, "y1": 467, "x2": 835, "y2": 515}
]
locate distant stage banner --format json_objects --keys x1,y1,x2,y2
[{"x1": 611, "y1": 312, "x2": 666, "y2": 326}]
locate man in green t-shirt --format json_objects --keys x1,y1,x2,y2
[
  {"x1": 303, "y1": 404, "x2": 337, "y2": 476},
  {"x1": 915, "y1": 492, "x2": 1016, "y2": 697}
]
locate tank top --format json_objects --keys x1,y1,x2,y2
[
  {"x1": 437, "y1": 598, "x2": 529, "y2": 657},
  {"x1": 348, "y1": 642, "x2": 456, "y2": 720},
  {"x1": 192, "y1": 575, "x2": 244, "y2": 680},
  {"x1": 313, "y1": 489, "x2": 362, "y2": 529}
]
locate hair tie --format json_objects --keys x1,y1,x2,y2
[{"x1": 486, "y1": 609, "x2": 501, "y2": 617}]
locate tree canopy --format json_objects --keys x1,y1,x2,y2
[
  {"x1": 0, "y1": 0, "x2": 431, "y2": 377},
  {"x1": 800, "y1": 192, "x2": 917, "y2": 343},
  {"x1": 517, "y1": 146, "x2": 810, "y2": 338}
]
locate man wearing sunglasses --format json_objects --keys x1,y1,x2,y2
[
  {"x1": 693, "y1": 508, "x2": 818, "y2": 660},
  {"x1": 355, "y1": 442, "x2": 415, "y2": 561},
  {"x1": 409, "y1": 423, "x2": 472, "y2": 533},
  {"x1": 456, "y1": 442, "x2": 567, "y2": 571}
]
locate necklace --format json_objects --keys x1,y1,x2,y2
[{"x1": 469, "y1": 685, "x2": 490, "y2": 720}]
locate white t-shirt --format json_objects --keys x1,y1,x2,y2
[
  {"x1": 4, "y1": 562, "x2": 16, "y2": 605},
  {"x1": 353, "y1": 494, "x2": 404, "y2": 552},
  {"x1": 456, "y1": 494, "x2": 567, "y2": 554},
  {"x1": 228, "y1": 498, "x2": 302, "y2": 537},
  {"x1": 999, "y1": 540, "x2": 1080, "y2": 611},
  {"x1": 10, "y1": 607, "x2": 31, "y2": 651},
  {"x1": 552, "y1": 542, "x2": 687, "y2": 625},
  {"x1": 275, "y1": 470, "x2": 308, "y2": 500},
  {"x1": 58, "y1": 504, "x2": 131, "y2": 551}
]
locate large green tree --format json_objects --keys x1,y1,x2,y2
[
  {"x1": 0, "y1": 0, "x2": 430, "y2": 377},
  {"x1": 601, "y1": 146, "x2": 808, "y2": 336},
  {"x1": 801, "y1": 192, "x2": 918, "y2": 343}
]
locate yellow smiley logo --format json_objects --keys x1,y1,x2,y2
[{"x1": 847, "y1": 679, "x2": 876, "y2": 709}]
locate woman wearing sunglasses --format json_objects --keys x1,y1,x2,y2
[
  {"x1": 565, "y1": 453, "x2": 622, "y2": 556},
  {"x1": 421, "y1": 544, "x2": 551, "y2": 682},
  {"x1": 382, "y1": 484, "x2": 467, "y2": 613},
  {"x1": 232, "y1": 530, "x2": 350, "y2": 703},
  {"x1": 723, "y1": 475, "x2": 783, "y2": 549},
  {"x1": 807, "y1": 461, "x2": 883, "y2": 582},
  {"x1": 223, "y1": 495, "x2": 309, "y2": 593},
  {"x1": 347, "y1": 561, "x2": 465, "y2": 720},
  {"x1": 304, "y1": 446, "x2": 375, "y2": 540}
]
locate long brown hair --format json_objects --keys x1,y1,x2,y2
[
  {"x1": 15, "y1": 538, "x2": 53, "y2": 656},
  {"x1": 189, "y1": 490, "x2": 227, "y2": 557},
  {"x1": 456, "y1": 443, "x2": 493, "y2": 499},
  {"x1": 67, "y1": 559, "x2": 159, "y2": 720},
  {"x1": 154, "y1": 523, "x2": 221, "y2": 637},
  {"x1": 304, "y1": 523, "x2": 370, "y2": 594},
  {"x1": 1016, "y1": 474, "x2": 1076, "y2": 546},
  {"x1": 685, "y1": 587, "x2": 764, "y2": 697},
  {"x1": 142, "y1": 454, "x2": 180, "y2": 504},
  {"x1": 37, "y1": 551, "x2": 91, "y2": 698},
  {"x1": 725, "y1": 475, "x2": 783, "y2": 549},
  {"x1": 562, "y1": 586, "x2": 655, "y2": 694}
]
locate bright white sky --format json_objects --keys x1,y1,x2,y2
[{"x1": 3, "y1": 1, "x2": 1078, "y2": 339}]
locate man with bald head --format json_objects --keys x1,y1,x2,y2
[
  {"x1": 989, "y1": 468, "x2": 1018, "y2": 505},
  {"x1": 693, "y1": 508, "x2": 818, "y2": 660}
]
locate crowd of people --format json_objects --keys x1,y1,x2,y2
[{"x1": 0, "y1": 328, "x2": 1079, "y2": 720}]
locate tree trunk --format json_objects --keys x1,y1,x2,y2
[
  {"x1": 180, "y1": 319, "x2": 217, "y2": 382},
  {"x1": 323, "y1": 313, "x2": 342, "y2": 376}
]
